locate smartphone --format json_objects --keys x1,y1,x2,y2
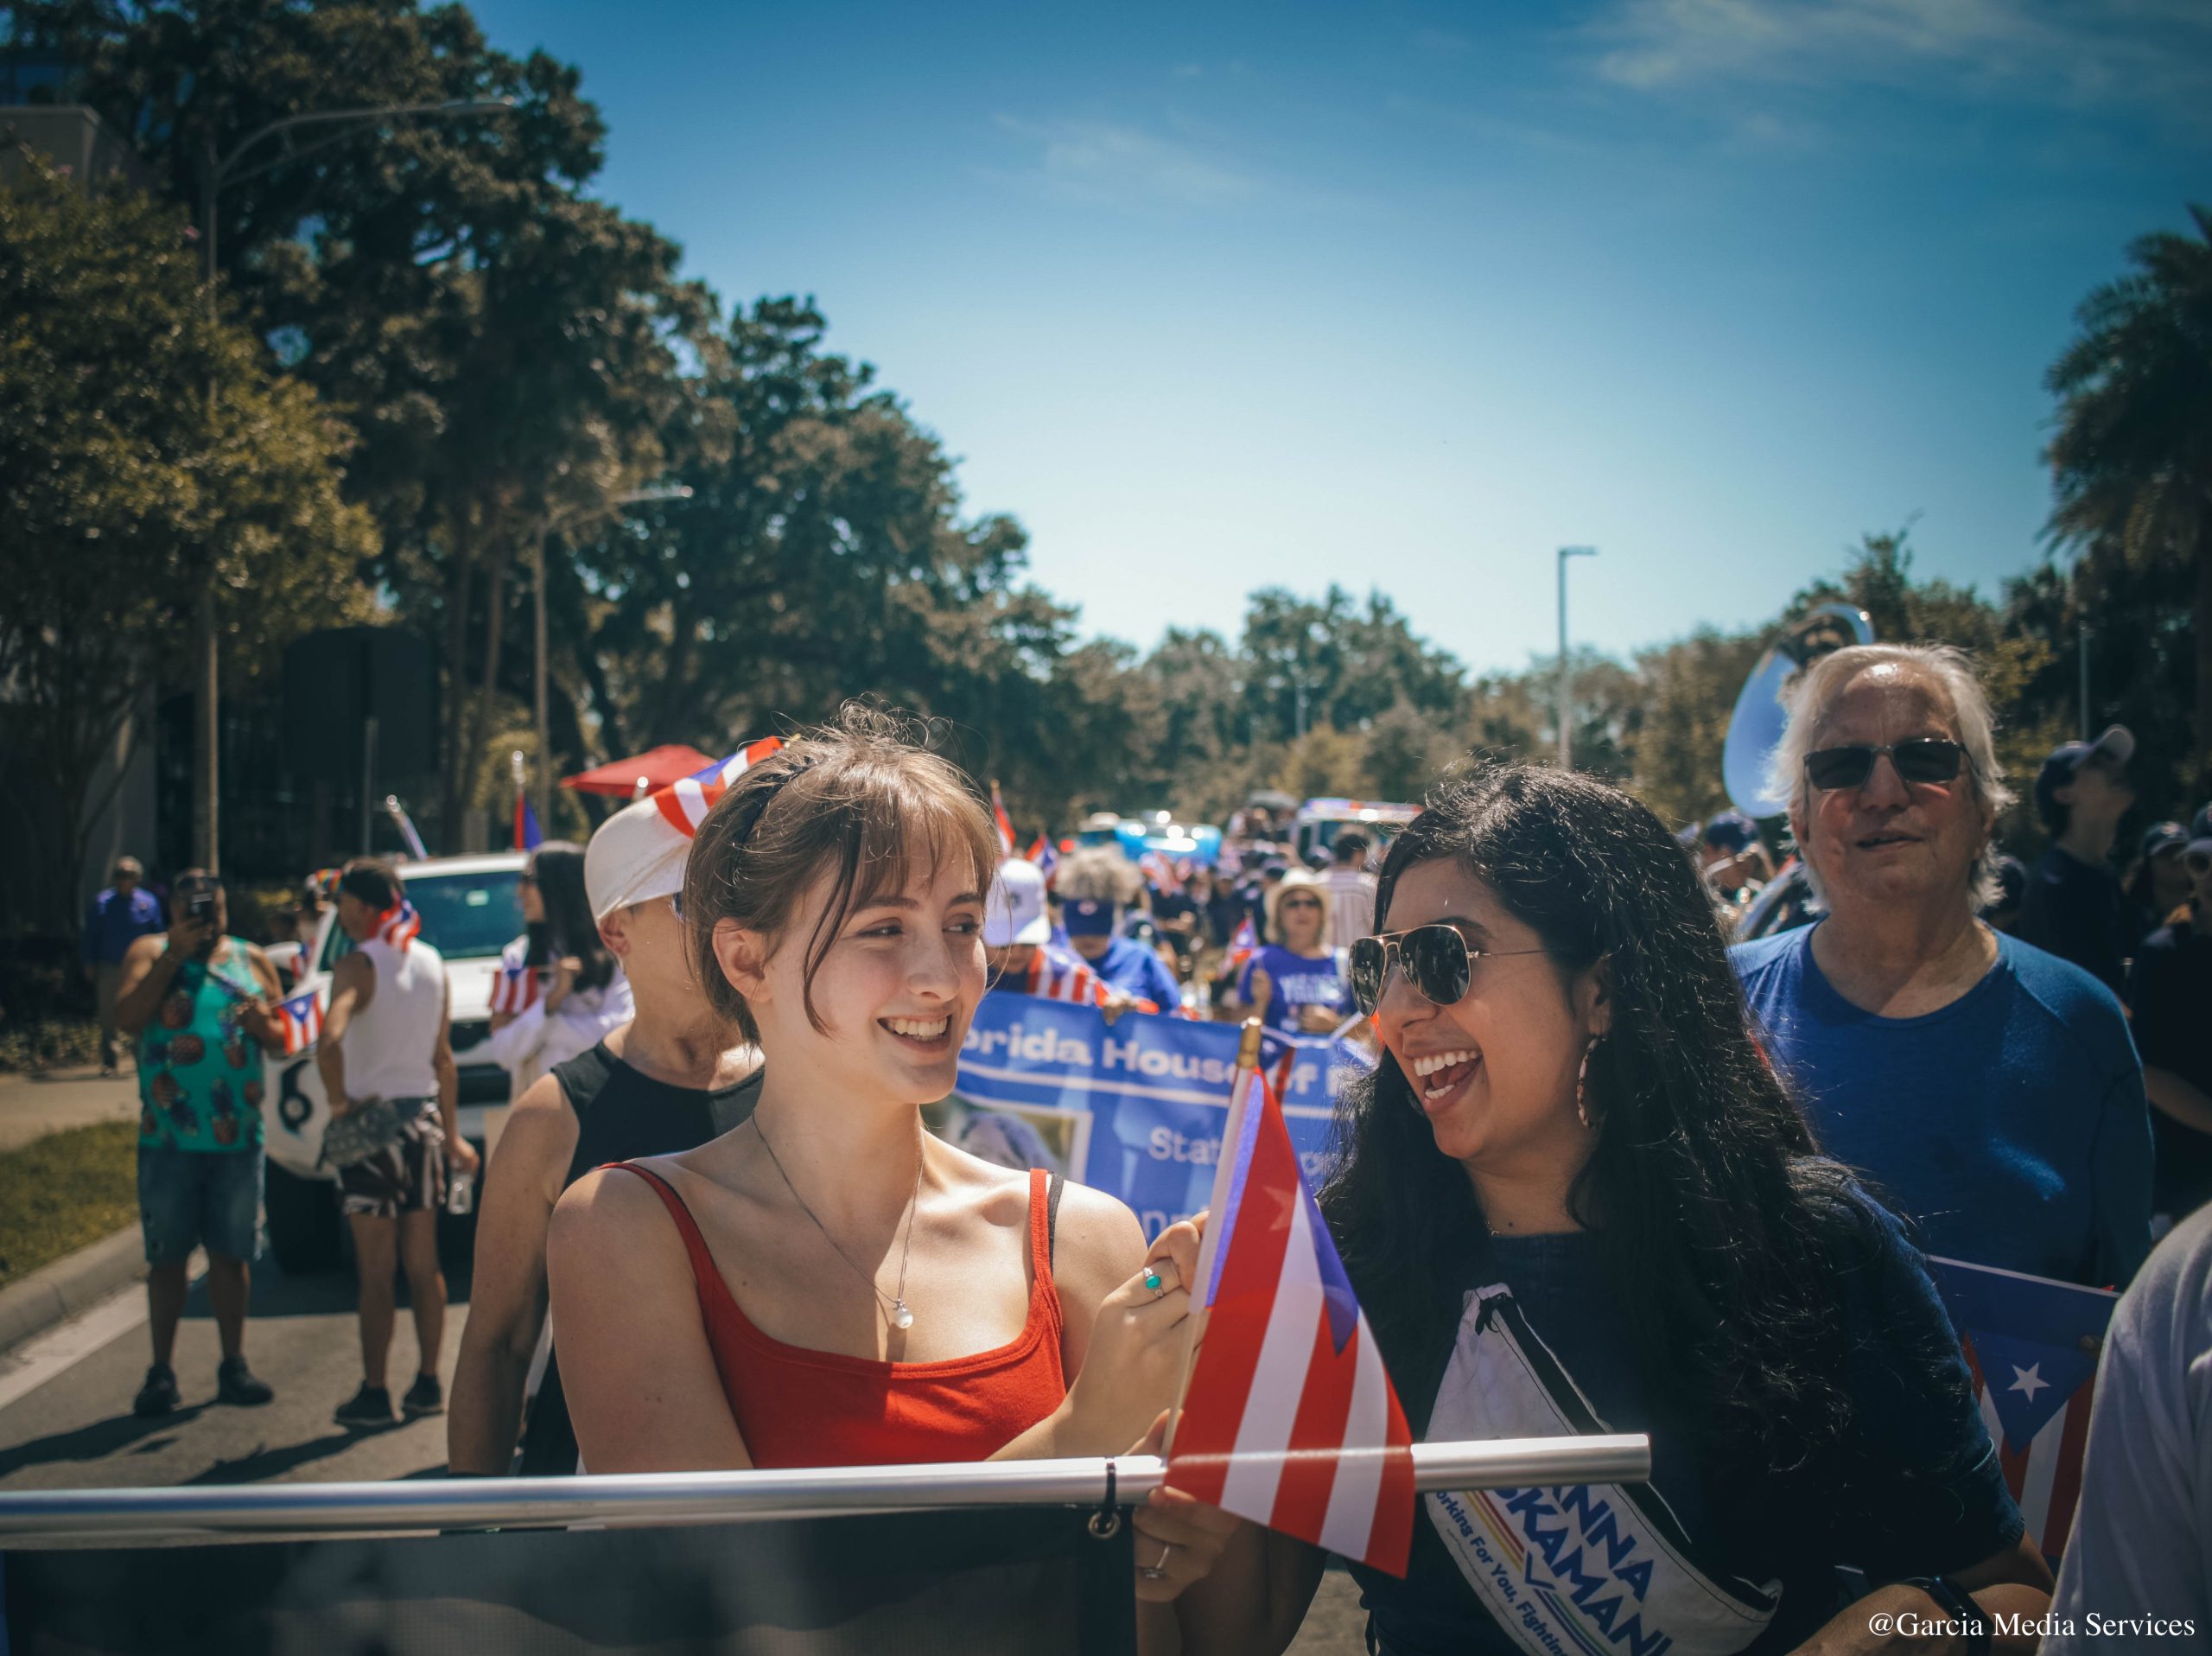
[{"x1": 187, "y1": 893, "x2": 218, "y2": 926}]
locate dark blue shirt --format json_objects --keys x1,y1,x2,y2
[
  {"x1": 1733, "y1": 925, "x2": 2152, "y2": 1288},
  {"x1": 2018, "y1": 846, "x2": 2132, "y2": 996},
  {"x1": 1349, "y1": 1198, "x2": 2022, "y2": 1656},
  {"x1": 1082, "y1": 934, "x2": 1181, "y2": 1010},
  {"x1": 81, "y1": 885, "x2": 164, "y2": 966}
]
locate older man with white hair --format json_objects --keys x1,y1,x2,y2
[{"x1": 1732, "y1": 643, "x2": 2152, "y2": 1289}]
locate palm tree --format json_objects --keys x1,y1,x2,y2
[{"x1": 2046, "y1": 203, "x2": 2212, "y2": 783}]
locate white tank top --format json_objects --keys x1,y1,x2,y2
[{"x1": 345, "y1": 937, "x2": 446, "y2": 1102}]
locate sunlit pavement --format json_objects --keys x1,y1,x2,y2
[
  {"x1": 0, "y1": 1065, "x2": 141, "y2": 1153},
  {"x1": 0, "y1": 1250, "x2": 467, "y2": 1491}
]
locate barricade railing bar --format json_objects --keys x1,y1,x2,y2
[{"x1": 0, "y1": 1434, "x2": 1648, "y2": 1547}]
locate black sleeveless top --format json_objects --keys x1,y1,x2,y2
[{"x1": 516, "y1": 1042, "x2": 764, "y2": 1476}]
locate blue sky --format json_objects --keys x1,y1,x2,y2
[{"x1": 468, "y1": 0, "x2": 2212, "y2": 676}]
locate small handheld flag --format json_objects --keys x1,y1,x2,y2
[
  {"x1": 990, "y1": 780, "x2": 1017, "y2": 858},
  {"x1": 1167, "y1": 1044, "x2": 1414, "y2": 1576},
  {"x1": 489, "y1": 965, "x2": 550, "y2": 1016},
  {"x1": 274, "y1": 989, "x2": 323, "y2": 1056},
  {"x1": 1929, "y1": 1256, "x2": 2114, "y2": 1564},
  {"x1": 652, "y1": 738, "x2": 786, "y2": 838},
  {"x1": 514, "y1": 794, "x2": 543, "y2": 851}
]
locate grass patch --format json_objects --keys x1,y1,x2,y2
[{"x1": 0, "y1": 1119, "x2": 139, "y2": 1290}]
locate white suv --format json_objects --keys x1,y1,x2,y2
[{"x1": 262, "y1": 853, "x2": 526, "y2": 1271}]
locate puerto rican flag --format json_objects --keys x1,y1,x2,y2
[
  {"x1": 489, "y1": 965, "x2": 550, "y2": 1016},
  {"x1": 1022, "y1": 945, "x2": 1115, "y2": 1008},
  {"x1": 1168, "y1": 1065, "x2": 1414, "y2": 1575},
  {"x1": 514, "y1": 794, "x2": 543, "y2": 851},
  {"x1": 652, "y1": 737, "x2": 785, "y2": 838},
  {"x1": 274, "y1": 989, "x2": 323, "y2": 1055},
  {"x1": 990, "y1": 780, "x2": 1017, "y2": 858},
  {"x1": 1929, "y1": 1255, "x2": 2114, "y2": 1565},
  {"x1": 1026, "y1": 834, "x2": 1058, "y2": 879},
  {"x1": 1226, "y1": 914, "x2": 1261, "y2": 975},
  {"x1": 1139, "y1": 850, "x2": 1185, "y2": 896},
  {"x1": 377, "y1": 900, "x2": 422, "y2": 953}
]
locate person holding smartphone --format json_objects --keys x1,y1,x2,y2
[{"x1": 111, "y1": 869, "x2": 289, "y2": 1417}]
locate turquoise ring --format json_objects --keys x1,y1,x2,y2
[{"x1": 1143, "y1": 1267, "x2": 1165, "y2": 1296}]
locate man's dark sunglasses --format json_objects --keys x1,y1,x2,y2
[
  {"x1": 1802, "y1": 738, "x2": 1966, "y2": 793},
  {"x1": 1347, "y1": 925, "x2": 1547, "y2": 1016}
]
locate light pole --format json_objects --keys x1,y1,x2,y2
[
  {"x1": 531, "y1": 485, "x2": 691, "y2": 821},
  {"x1": 191, "y1": 97, "x2": 514, "y2": 871},
  {"x1": 1555, "y1": 545, "x2": 1598, "y2": 769}
]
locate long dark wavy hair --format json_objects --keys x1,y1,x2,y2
[
  {"x1": 1319, "y1": 763, "x2": 1863, "y2": 1496},
  {"x1": 525, "y1": 841, "x2": 615, "y2": 993}
]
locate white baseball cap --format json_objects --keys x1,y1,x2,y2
[
  {"x1": 585, "y1": 793, "x2": 691, "y2": 921},
  {"x1": 984, "y1": 857, "x2": 1051, "y2": 948}
]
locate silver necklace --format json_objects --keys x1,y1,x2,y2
[{"x1": 753, "y1": 1114, "x2": 925, "y2": 1331}]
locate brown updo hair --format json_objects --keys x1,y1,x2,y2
[{"x1": 682, "y1": 704, "x2": 1001, "y2": 1042}]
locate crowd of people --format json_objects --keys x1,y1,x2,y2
[{"x1": 85, "y1": 634, "x2": 2212, "y2": 1653}]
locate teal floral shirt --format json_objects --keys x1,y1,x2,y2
[{"x1": 136, "y1": 939, "x2": 266, "y2": 1153}]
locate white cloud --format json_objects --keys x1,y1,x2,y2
[
  {"x1": 1588, "y1": 0, "x2": 2212, "y2": 122},
  {"x1": 988, "y1": 115, "x2": 1265, "y2": 208}
]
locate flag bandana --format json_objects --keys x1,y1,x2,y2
[
  {"x1": 274, "y1": 989, "x2": 323, "y2": 1056},
  {"x1": 489, "y1": 965, "x2": 550, "y2": 1017},
  {"x1": 1929, "y1": 1256, "x2": 2114, "y2": 1564},
  {"x1": 377, "y1": 901, "x2": 422, "y2": 954},
  {"x1": 1167, "y1": 1066, "x2": 1415, "y2": 1576},
  {"x1": 652, "y1": 737, "x2": 785, "y2": 838}
]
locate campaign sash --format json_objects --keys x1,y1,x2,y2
[{"x1": 1424, "y1": 1285, "x2": 1780, "y2": 1656}]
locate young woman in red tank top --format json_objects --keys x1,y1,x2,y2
[{"x1": 548, "y1": 706, "x2": 1239, "y2": 1633}]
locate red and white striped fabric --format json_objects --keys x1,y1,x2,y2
[
  {"x1": 1138, "y1": 850, "x2": 1185, "y2": 896},
  {"x1": 1962, "y1": 1339, "x2": 2094, "y2": 1562},
  {"x1": 1168, "y1": 1067, "x2": 1415, "y2": 1575},
  {"x1": 1226, "y1": 914, "x2": 1261, "y2": 977},
  {"x1": 488, "y1": 965, "x2": 550, "y2": 1017},
  {"x1": 652, "y1": 737, "x2": 785, "y2": 838},
  {"x1": 377, "y1": 900, "x2": 422, "y2": 954},
  {"x1": 990, "y1": 781, "x2": 1017, "y2": 858},
  {"x1": 1021, "y1": 946, "x2": 1115, "y2": 1008}
]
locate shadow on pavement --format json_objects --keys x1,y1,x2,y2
[
  {"x1": 184, "y1": 1424, "x2": 408, "y2": 1486},
  {"x1": 0, "y1": 1407, "x2": 209, "y2": 1479},
  {"x1": 175, "y1": 1261, "x2": 473, "y2": 1322}
]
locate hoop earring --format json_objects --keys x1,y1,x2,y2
[{"x1": 1575, "y1": 1037, "x2": 1602, "y2": 1129}]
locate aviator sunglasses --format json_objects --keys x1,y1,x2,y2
[
  {"x1": 1347, "y1": 926, "x2": 1548, "y2": 1016},
  {"x1": 1802, "y1": 737, "x2": 1965, "y2": 793}
]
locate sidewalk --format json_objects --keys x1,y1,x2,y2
[{"x1": 0, "y1": 1065, "x2": 139, "y2": 1154}]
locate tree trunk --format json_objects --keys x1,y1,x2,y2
[
  {"x1": 438, "y1": 542, "x2": 477, "y2": 845},
  {"x1": 460, "y1": 538, "x2": 514, "y2": 850}
]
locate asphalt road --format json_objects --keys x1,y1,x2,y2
[
  {"x1": 0, "y1": 1245, "x2": 1370, "y2": 1649},
  {"x1": 0, "y1": 1247, "x2": 467, "y2": 1491}
]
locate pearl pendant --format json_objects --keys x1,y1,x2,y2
[{"x1": 890, "y1": 1300, "x2": 914, "y2": 1331}]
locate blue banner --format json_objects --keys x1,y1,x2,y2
[{"x1": 930, "y1": 994, "x2": 1372, "y2": 1240}]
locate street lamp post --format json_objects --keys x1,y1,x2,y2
[
  {"x1": 1555, "y1": 545, "x2": 1599, "y2": 769},
  {"x1": 190, "y1": 98, "x2": 514, "y2": 871},
  {"x1": 531, "y1": 485, "x2": 690, "y2": 822}
]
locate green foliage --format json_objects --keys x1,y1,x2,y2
[
  {"x1": 2044, "y1": 202, "x2": 2212, "y2": 785},
  {"x1": 0, "y1": 156, "x2": 373, "y2": 927}
]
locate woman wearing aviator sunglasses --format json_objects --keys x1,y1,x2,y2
[{"x1": 1173, "y1": 763, "x2": 2050, "y2": 1656}]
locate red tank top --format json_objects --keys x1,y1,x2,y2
[{"x1": 611, "y1": 1162, "x2": 1068, "y2": 1468}]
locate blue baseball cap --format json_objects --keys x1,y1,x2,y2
[
  {"x1": 2034, "y1": 726, "x2": 2134, "y2": 827},
  {"x1": 2140, "y1": 821, "x2": 2190, "y2": 863},
  {"x1": 1062, "y1": 898, "x2": 1120, "y2": 938},
  {"x1": 1701, "y1": 812, "x2": 1759, "y2": 856}
]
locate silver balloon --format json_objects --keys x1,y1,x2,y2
[{"x1": 1720, "y1": 603, "x2": 1874, "y2": 819}]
